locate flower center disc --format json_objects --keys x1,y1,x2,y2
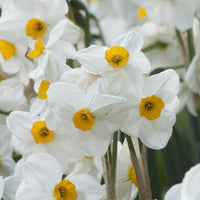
[
  {"x1": 26, "y1": 18, "x2": 46, "y2": 40},
  {"x1": 72, "y1": 109, "x2": 95, "y2": 131},
  {"x1": 0, "y1": 39, "x2": 15, "y2": 60},
  {"x1": 31, "y1": 121, "x2": 54, "y2": 143},
  {"x1": 53, "y1": 180, "x2": 78, "y2": 200},
  {"x1": 139, "y1": 95, "x2": 164, "y2": 120},
  {"x1": 105, "y1": 46, "x2": 129, "y2": 68}
]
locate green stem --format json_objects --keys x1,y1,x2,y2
[
  {"x1": 175, "y1": 29, "x2": 186, "y2": 54},
  {"x1": 66, "y1": 0, "x2": 72, "y2": 20},
  {"x1": 90, "y1": 14, "x2": 106, "y2": 45},
  {"x1": 0, "y1": 110, "x2": 10, "y2": 115},
  {"x1": 187, "y1": 28, "x2": 195, "y2": 63},
  {"x1": 111, "y1": 132, "x2": 118, "y2": 179},
  {"x1": 150, "y1": 64, "x2": 184, "y2": 75},
  {"x1": 125, "y1": 135, "x2": 152, "y2": 200},
  {"x1": 101, "y1": 151, "x2": 117, "y2": 200},
  {"x1": 142, "y1": 41, "x2": 167, "y2": 52}
]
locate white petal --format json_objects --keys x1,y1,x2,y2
[
  {"x1": 111, "y1": 31, "x2": 143, "y2": 54},
  {"x1": 22, "y1": 153, "x2": 62, "y2": 189},
  {"x1": 76, "y1": 45, "x2": 108, "y2": 74},
  {"x1": 181, "y1": 164, "x2": 200, "y2": 200},
  {"x1": 68, "y1": 174, "x2": 106, "y2": 200},
  {"x1": 164, "y1": 183, "x2": 182, "y2": 200},
  {"x1": 144, "y1": 69, "x2": 179, "y2": 104},
  {"x1": 138, "y1": 112, "x2": 175, "y2": 149}
]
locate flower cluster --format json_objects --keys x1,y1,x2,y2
[{"x1": 1, "y1": 0, "x2": 200, "y2": 199}]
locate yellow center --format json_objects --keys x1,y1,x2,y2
[
  {"x1": 138, "y1": 7, "x2": 147, "y2": 19},
  {"x1": 31, "y1": 121, "x2": 54, "y2": 143},
  {"x1": 72, "y1": 109, "x2": 95, "y2": 131},
  {"x1": 38, "y1": 80, "x2": 51, "y2": 100},
  {"x1": 0, "y1": 156, "x2": 2, "y2": 166},
  {"x1": 0, "y1": 39, "x2": 16, "y2": 60},
  {"x1": 105, "y1": 46, "x2": 129, "y2": 68},
  {"x1": 26, "y1": 18, "x2": 46, "y2": 40},
  {"x1": 128, "y1": 165, "x2": 138, "y2": 187},
  {"x1": 53, "y1": 180, "x2": 78, "y2": 200},
  {"x1": 139, "y1": 95, "x2": 164, "y2": 120},
  {"x1": 27, "y1": 39, "x2": 45, "y2": 58}
]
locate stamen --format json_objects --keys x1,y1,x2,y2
[{"x1": 140, "y1": 95, "x2": 164, "y2": 120}]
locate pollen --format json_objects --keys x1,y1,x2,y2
[
  {"x1": 72, "y1": 109, "x2": 95, "y2": 132},
  {"x1": 31, "y1": 121, "x2": 54, "y2": 143},
  {"x1": 26, "y1": 18, "x2": 46, "y2": 40},
  {"x1": 139, "y1": 95, "x2": 164, "y2": 120},
  {"x1": 105, "y1": 46, "x2": 129, "y2": 68},
  {"x1": 128, "y1": 165, "x2": 138, "y2": 187},
  {"x1": 53, "y1": 180, "x2": 78, "y2": 200},
  {"x1": 0, "y1": 39, "x2": 16, "y2": 60},
  {"x1": 38, "y1": 80, "x2": 51, "y2": 100},
  {"x1": 138, "y1": 7, "x2": 147, "y2": 19},
  {"x1": 27, "y1": 39, "x2": 45, "y2": 58}
]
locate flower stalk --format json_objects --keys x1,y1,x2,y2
[
  {"x1": 126, "y1": 134, "x2": 152, "y2": 200},
  {"x1": 101, "y1": 132, "x2": 118, "y2": 200}
]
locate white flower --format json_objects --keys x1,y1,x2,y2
[
  {"x1": 16, "y1": 153, "x2": 106, "y2": 200},
  {"x1": 6, "y1": 111, "x2": 77, "y2": 171},
  {"x1": 47, "y1": 82, "x2": 126, "y2": 156},
  {"x1": 74, "y1": 31, "x2": 151, "y2": 95},
  {"x1": 2, "y1": 0, "x2": 68, "y2": 42},
  {"x1": 121, "y1": 69, "x2": 179, "y2": 149},
  {"x1": 134, "y1": 22, "x2": 183, "y2": 70},
  {"x1": 131, "y1": 0, "x2": 195, "y2": 32},
  {"x1": 164, "y1": 163, "x2": 200, "y2": 200},
  {"x1": 116, "y1": 141, "x2": 138, "y2": 200}
]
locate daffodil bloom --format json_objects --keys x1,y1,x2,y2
[
  {"x1": 74, "y1": 31, "x2": 151, "y2": 95},
  {"x1": 2, "y1": 0, "x2": 69, "y2": 42},
  {"x1": 47, "y1": 82, "x2": 126, "y2": 156},
  {"x1": 16, "y1": 153, "x2": 106, "y2": 200},
  {"x1": 6, "y1": 111, "x2": 77, "y2": 171},
  {"x1": 121, "y1": 69, "x2": 179, "y2": 149},
  {"x1": 0, "y1": 37, "x2": 34, "y2": 85},
  {"x1": 164, "y1": 163, "x2": 200, "y2": 200},
  {"x1": 116, "y1": 141, "x2": 138, "y2": 200},
  {"x1": 134, "y1": 22, "x2": 183, "y2": 70},
  {"x1": 130, "y1": 0, "x2": 194, "y2": 31}
]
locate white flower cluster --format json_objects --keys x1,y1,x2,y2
[{"x1": 0, "y1": 0, "x2": 185, "y2": 199}]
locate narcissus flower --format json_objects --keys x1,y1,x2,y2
[
  {"x1": 164, "y1": 163, "x2": 200, "y2": 200},
  {"x1": 121, "y1": 69, "x2": 179, "y2": 149},
  {"x1": 16, "y1": 153, "x2": 106, "y2": 200},
  {"x1": 116, "y1": 141, "x2": 138, "y2": 200},
  {"x1": 74, "y1": 31, "x2": 151, "y2": 95},
  {"x1": 6, "y1": 111, "x2": 77, "y2": 170},
  {"x1": 130, "y1": 0, "x2": 194, "y2": 31},
  {"x1": 47, "y1": 82, "x2": 126, "y2": 156}
]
